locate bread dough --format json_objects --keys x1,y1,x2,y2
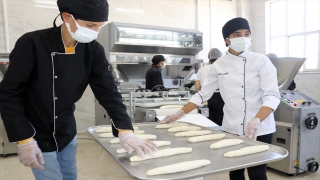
[
  {"x1": 224, "y1": 145, "x2": 269, "y2": 157},
  {"x1": 210, "y1": 139, "x2": 243, "y2": 149},
  {"x1": 160, "y1": 105, "x2": 184, "y2": 109},
  {"x1": 96, "y1": 126, "x2": 138, "y2": 133},
  {"x1": 130, "y1": 147, "x2": 192, "y2": 162},
  {"x1": 95, "y1": 127, "x2": 111, "y2": 133},
  {"x1": 134, "y1": 130, "x2": 145, "y2": 134},
  {"x1": 110, "y1": 134, "x2": 157, "y2": 144},
  {"x1": 117, "y1": 141, "x2": 171, "y2": 154},
  {"x1": 168, "y1": 126, "x2": 201, "y2": 132},
  {"x1": 175, "y1": 130, "x2": 211, "y2": 137},
  {"x1": 110, "y1": 138, "x2": 120, "y2": 144},
  {"x1": 188, "y1": 134, "x2": 225, "y2": 143},
  {"x1": 156, "y1": 123, "x2": 189, "y2": 129},
  {"x1": 99, "y1": 133, "x2": 113, "y2": 138},
  {"x1": 136, "y1": 134, "x2": 157, "y2": 140},
  {"x1": 147, "y1": 159, "x2": 211, "y2": 176}
]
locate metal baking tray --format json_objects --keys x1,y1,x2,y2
[{"x1": 87, "y1": 123, "x2": 288, "y2": 180}]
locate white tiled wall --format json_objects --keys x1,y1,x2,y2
[{"x1": 3, "y1": 0, "x2": 318, "y2": 131}]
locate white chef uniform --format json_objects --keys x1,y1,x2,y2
[{"x1": 189, "y1": 50, "x2": 280, "y2": 136}]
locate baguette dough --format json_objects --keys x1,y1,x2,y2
[
  {"x1": 96, "y1": 126, "x2": 138, "y2": 133},
  {"x1": 175, "y1": 130, "x2": 211, "y2": 137},
  {"x1": 136, "y1": 134, "x2": 157, "y2": 140},
  {"x1": 110, "y1": 134, "x2": 157, "y2": 144},
  {"x1": 110, "y1": 138, "x2": 120, "y2": 144},
  {"x1": 117, "y1": 141, "x2": 171, "y2": 153},
  {"x1": 95, "y1": 127, "x2": 111, "y2": 133},
  {"x1": 160, "y1": 105, "x2": 184, "y2": 109},
  {"x1": 134, "y1": 130, "x2": 145, "y2": 134},
  {"x1": 188, "y1": 134, "x2": 226, "y2": 143},
  {"x1": 99, "y1": 133, "x2": 113, "y2": 138},
  {"x1": 156, "y1": 123, "x2": 189, "y2": 129},
  {"x1": 168, "y1": 126, "x2": 201, "y2": 132},
  {"x1": 147, "y1": 160, "x2": 211, "y2": 176},
  {"x1": 224, "y1": 145, "x2": 270, "y2": 157},
  {"x1": 130, "y1": 147, "x2": 192, "y2": 162},
  {"x1": 210, "y1": 139, "x2": 243, "y2": 149}
]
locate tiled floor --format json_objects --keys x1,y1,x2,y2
[{"x1": 1, "y1": 132, "x2": 320, "y2": 180}]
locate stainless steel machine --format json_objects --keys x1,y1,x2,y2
[
  {"x1": 267, "y1": 57, "x2": 320, "y2": 175},
  {"x1": 95, "y1": 22, "x2": 203, "y2": 125},
  {"x1": 0, "y1": 53, "x2": 18, "y2": 156}
]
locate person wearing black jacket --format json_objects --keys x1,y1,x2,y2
[
  {"x1": 0, "y1": 0, "x2": 156, "y2": 179},
  {"x1": 145, "y1": 55, "x2": 166, "y2": 91}
]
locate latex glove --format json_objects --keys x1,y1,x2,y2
[
  {"x1": 160, "y1": 109, "x2": 186, "y2": 124},
  {"x1": 119, "y1": 132, "x2": 157, "y2": 158},
  {"x1": 245, "y1": 118, "x2": 261, "y2": 140},
  {"x1": 18, "y1": 140, "x2": 45, "y2": 170}
]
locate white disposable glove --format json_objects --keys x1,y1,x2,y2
[
  {"x1": 160, "y1": 109, "x2": 186, "y2": 124},
  {"x1": 119, "y1": 132, "x2": 157, "y2": 158},
  {"x1": 245, "y1": 118, "x2": 261, "y2": 140},
  {"x1": 18, "y1": 140, "x2": 45, "y2": 170}
]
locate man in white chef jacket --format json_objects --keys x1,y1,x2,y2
[{"x1": 161, "y1": 17, "x2": 280, "y2": 180}]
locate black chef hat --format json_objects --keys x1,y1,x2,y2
[
  {"x1": 222, "y1": 17, "x2": 251, "y2": 46},
  {"x1": 152, "y1": 55, "x2": 165, "y2": 64},
  {"x1": 57, "y1": 0, "x2": 109, "y2": 22}
]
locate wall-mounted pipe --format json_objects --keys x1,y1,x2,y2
[{"x1": 2, "y1": 0, "x2": 10, "y2": 52}]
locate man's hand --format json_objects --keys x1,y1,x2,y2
[
  {"x1": 119, "y1": 132, "x2": 157, "y2": 158},
  {"x1": 160, "y1": 109, "x2": 186, "y2": 124},
  {"x1": 245, "y1": 118, "x2": 261, "y2": 140},
  {"x1": 18, "y1": 140, "x2": 45, "y2": 170}
]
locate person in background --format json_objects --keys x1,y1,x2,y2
[
  {"x1": 266, "y1": 53, "x2": 296, "y2": 91},
  {"x1": 0, "y1": 0, "x2": 157, "y2": 179},
  {"x1": 195, "y1": 48, "x2": 225, "y2": 126},
  {"x1": 145, "y1": 55, "x2": 167, "y2": 91},
  {"x1": 160, "y1": 17, "x2": 280, "y2": 180}
]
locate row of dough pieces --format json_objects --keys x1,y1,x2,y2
[{"x1": 94, "y1": 124, "x2": 270, "y2": 176}]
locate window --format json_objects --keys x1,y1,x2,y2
[{"x1": 267, "y1": 0, "x2": 320, "y2": 71}]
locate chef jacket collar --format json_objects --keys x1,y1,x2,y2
[
  {"x1": 226, "y1": 50, "x2": 249, "y2": 59},
  {"x1": 51, "y1": 25, "x2": 84, "y2": 54}
]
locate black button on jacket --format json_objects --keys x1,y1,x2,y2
[
  {"x1": 145, "y1": 65, "x2": 164, "y2": 90},
  {"x1": 0, "y1": 26, "x2": 133, "y2": 152}
]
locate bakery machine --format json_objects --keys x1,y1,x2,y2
[
  {"x1": 0, "y1": 53, "x2": 18, "y2": 156},
  {"x1": 267, "y1": 57, "x2": 320, "y2": 175},
  {"x1": 95, "y1": 22, "x2": 203, "y2": 125}
]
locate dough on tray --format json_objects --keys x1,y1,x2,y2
[
  {"x1": 175, "y1": 130, "x2": 211, "y2": 137},
  {"x1": 130, "y1": 147, "x2": 192, "y2": 162},
  {"x1": 99, "y1": 133, "x2": 113, "y2": 138},
  {"x1": 156, "y1": 123, "x2": 189, "y2": 129},
  {"x1": 95, "y1": 127, "x2": 111, "y2": 133},
  {"x1": 224, "y1": 145, "x2": 269, "y2": 157},
  {"x1": 96, "y1": 126, "x2": 138, "y2": 133},
  {"x1": 188, "y1": 134, "x2": 225, "y2": 143},
  {"x1": 167, "y1": 126, "x2": 201, "y2": 132},
  {"x1": 116, "y1": 141, "x2": 171, "y2": 154},
  {"x1": 110, "y1": 134, "x2": 157, "y2": 144},
  {"x1": 136, "y1": 134, "x2": 157, "y2": 140},
  {"x1": 134, "y1": 130, "x2": 145, "y2": 134},
  {"x1": 147, "y1": 159, "x2": 211, "y2": 176},
  {"x1": 210, "y1": 139, "x2": 243, "y2": 149}
]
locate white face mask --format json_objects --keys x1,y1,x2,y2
[
  {"x1": 228, "y1": 37, "x2": 251, "y2": 52},
  {"x1": 161, "y1": 62, "x2": 166, "y2": 68},
  {"x1": 65, "y1": 15, "x2": 99, "y2": 43}
]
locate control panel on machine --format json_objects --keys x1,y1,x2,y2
[{"x1": 280, "y1": 91, "x2": 319, "y2": 108}]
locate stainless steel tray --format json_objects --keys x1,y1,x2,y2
[{"x1": 87, "y1": 123, "x2": 288, "y2": 180}]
